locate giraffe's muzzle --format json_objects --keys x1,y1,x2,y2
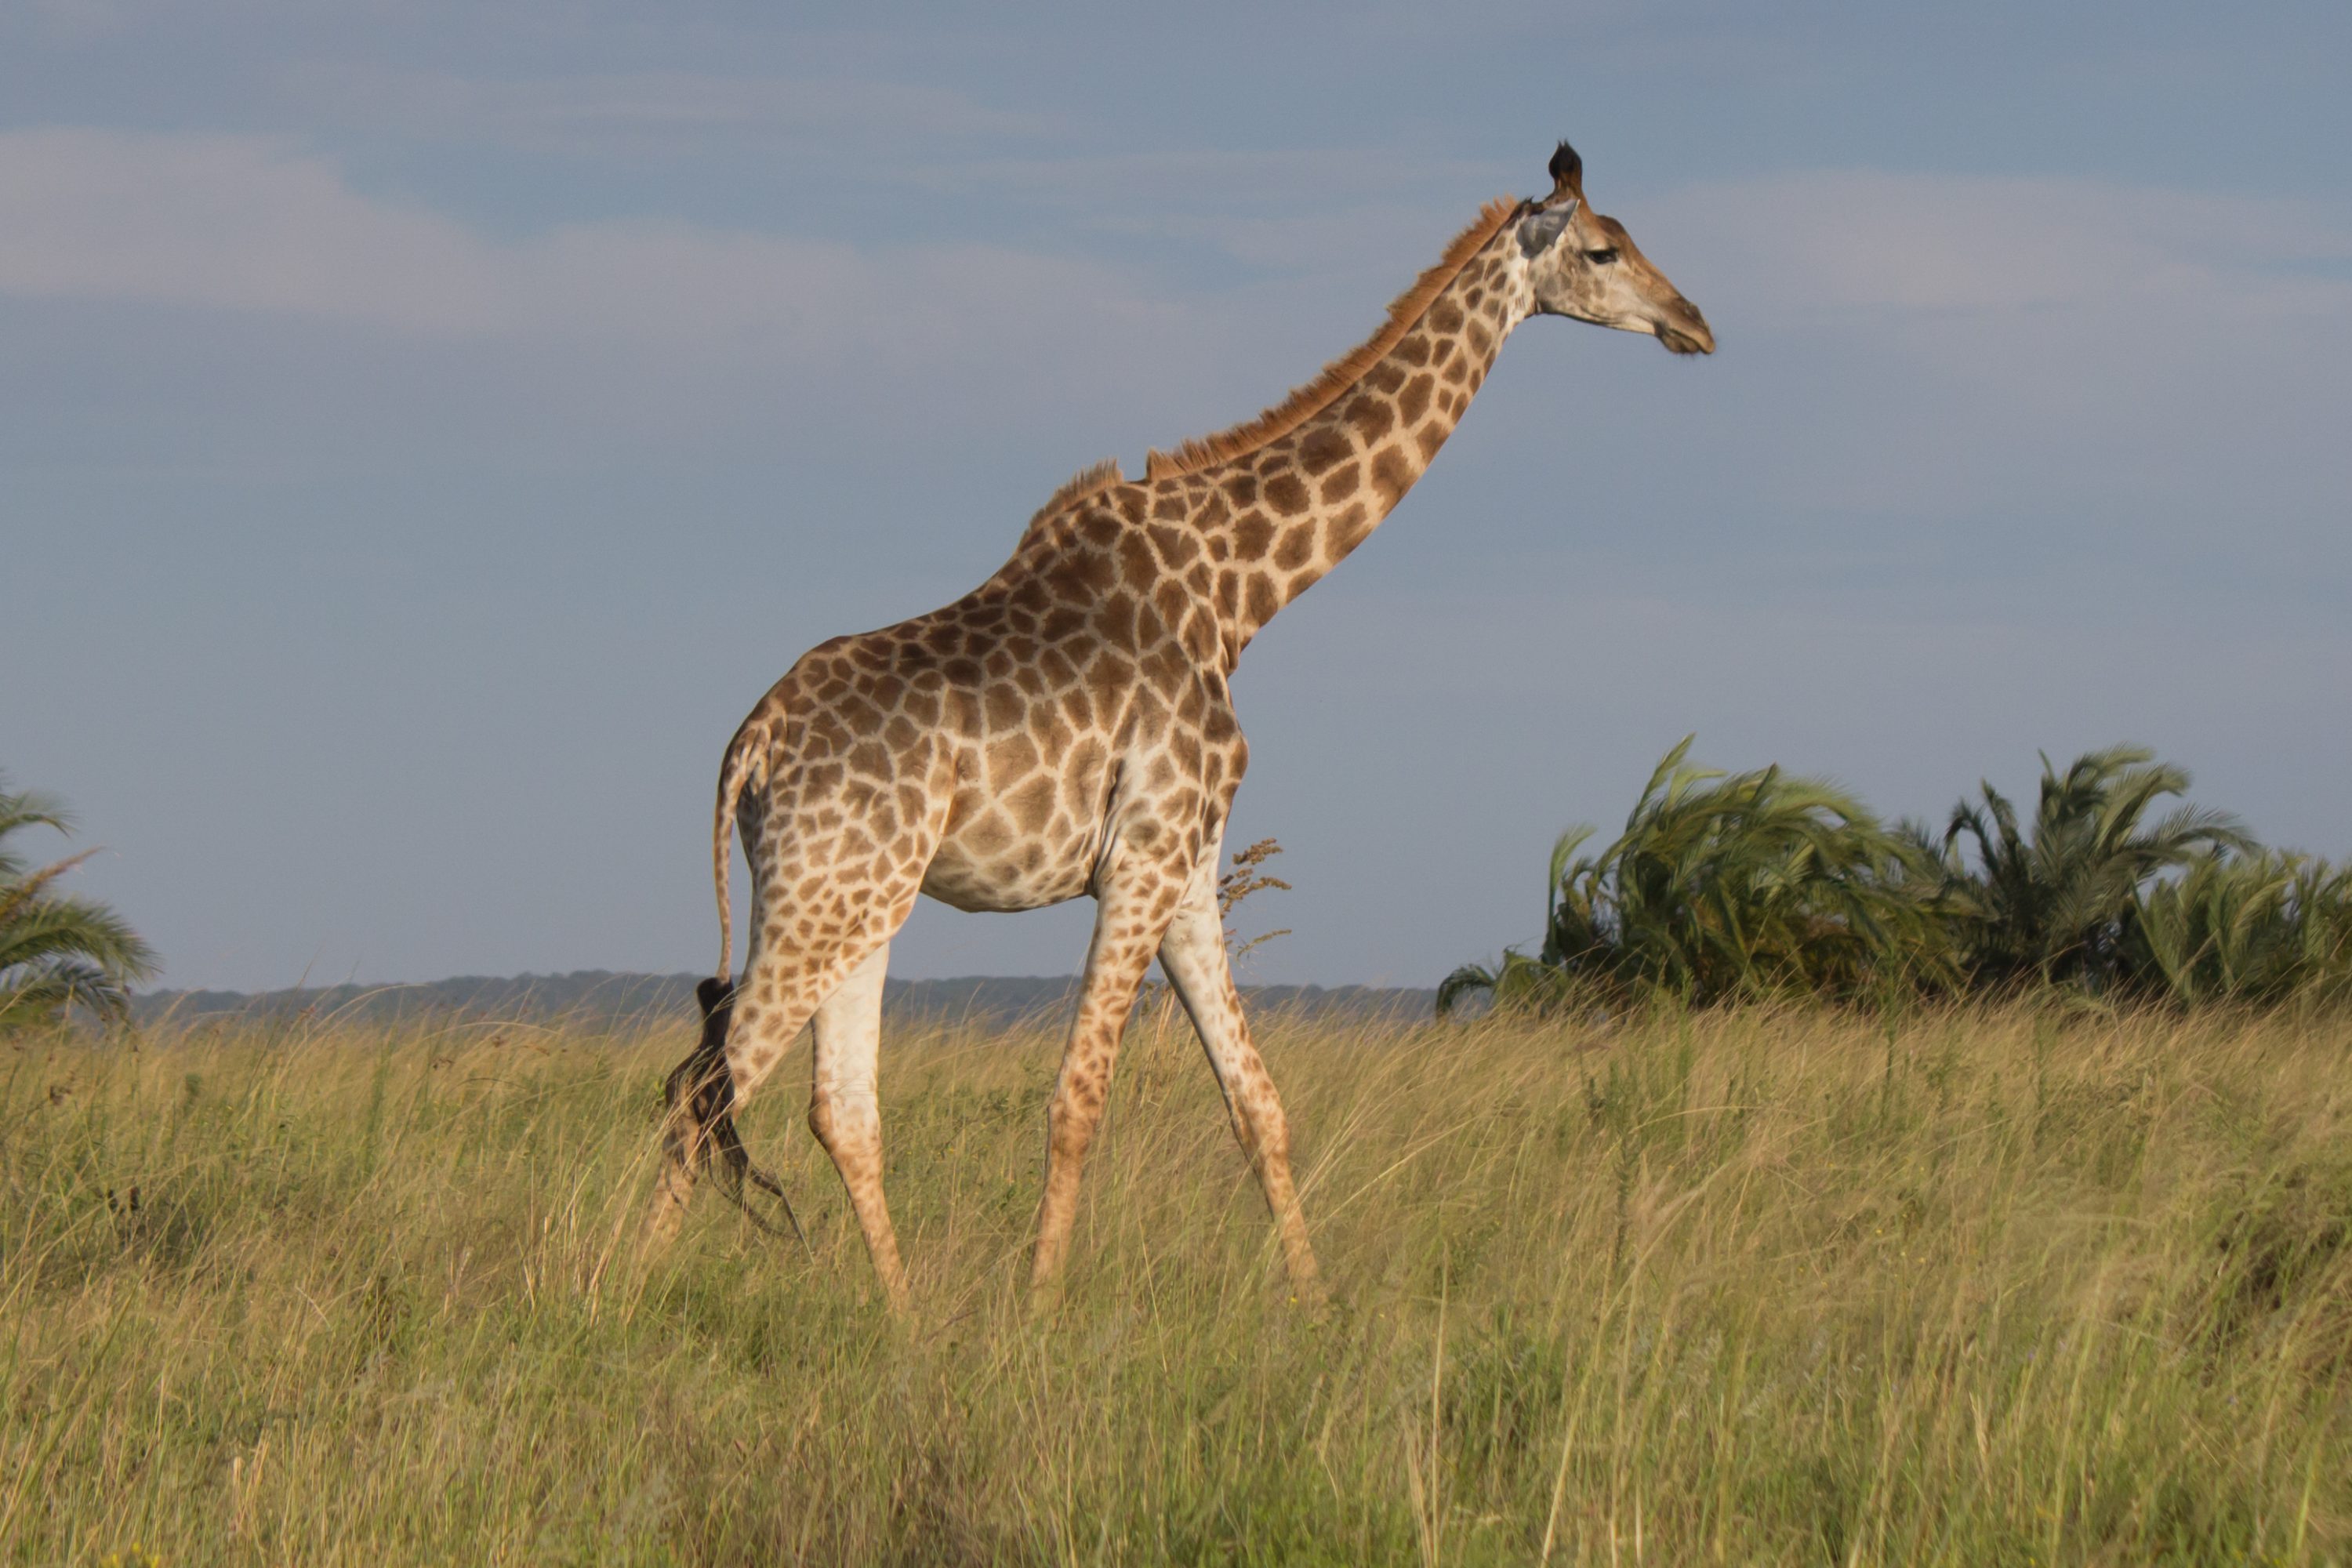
[{"x1": 1655, "y1": 297, "x2": 1715, "y2": 355}]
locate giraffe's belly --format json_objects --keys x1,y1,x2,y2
[
  {"x1": 910, "y1": 696, "x2": 1126, "y2": 910},
  {"x1": 919, "y1": 827, "x2": 1099, "y2": 913}
]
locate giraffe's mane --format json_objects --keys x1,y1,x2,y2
[
  {"x1": 1020, "y1": 456, "x2": 1128, "y2": 542},
  {"x1": 1142, "y1": 196, "x2": 1522, "y2": 481}
]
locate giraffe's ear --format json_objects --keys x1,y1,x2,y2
[{"x1": 1519, "y1": 200, "x2": 1578, "y2": 257}]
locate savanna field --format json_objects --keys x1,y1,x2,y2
[{"x1": 6, "y1": 1003, "x2": 2350, "y2": 1566}]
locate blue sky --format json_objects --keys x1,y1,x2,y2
[{"x1": 5, "y1": 2, "x2": 2349, "y2": 992}]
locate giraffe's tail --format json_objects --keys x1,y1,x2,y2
[
  {"x1": 679, "y1": 711, "x2": 805, "y2": 1248},
  {"x1": 662, "y1": 975, "x2": 807, "y2": 1252},
  {"x1": 712, "y1": 713, "x2": 770, "y2": 982}
]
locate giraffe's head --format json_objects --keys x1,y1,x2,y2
[{"x1": 1514, "y1": 142, "x2": 1714, "y2": 355}]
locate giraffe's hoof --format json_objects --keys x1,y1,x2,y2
[{"x1": 1025, "y1": 1276, "x2": 1067, "y2": 1323}]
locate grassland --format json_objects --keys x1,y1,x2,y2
[{"x1": 4, "y1": 1001, "x2": 2350, "y2": 1565}]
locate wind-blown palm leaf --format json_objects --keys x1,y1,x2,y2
[
  {"x1": 0, "y1": 772, "x2": 158, "y2": 1029},
  {"x1": 1941, "y1": 746, "x2": 2252, "y2": 992},
  {"x1": 0, "y1": 785, "x2": 73, "y2": 881},
  {"x1": 2130, "y1": 850, "x2": 2352, "y2": 1005},
  {"x1": 1441, "y1": 738, "x2": 1962, "y2": 1016},
  {"x1": 1448, "y1": 740, "x2": 2344, "y2": 1018}
]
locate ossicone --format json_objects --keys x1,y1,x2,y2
[{"x1": 1547, "y1": 140, "x2": 1584, "y2": 204}]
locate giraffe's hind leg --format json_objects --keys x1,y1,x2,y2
[
  {"x1": 807, "y1": 941, "x2": 909, "y2": 1312},
  {"x1": 641, "y1": 877, "x2": 916, "y2": 1276},
  {"x1": 1157, "y1": 855, "x2": 1323, "y2": 1298}
]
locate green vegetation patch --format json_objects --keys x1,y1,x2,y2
[
  {"x1": 5, "y1": 1004, "x2": 2349, "y2": 1563},
  {"x1": 1445, "y1": 740, "x2": 2352, "y2": 1016}
]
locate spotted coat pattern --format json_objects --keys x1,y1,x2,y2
[{"x1": 641, "y1": 149, "x2": 1714, "y2": 1311}]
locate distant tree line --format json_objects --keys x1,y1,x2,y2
[{"x1": 1440, "y1": 739, "x2": 2350, "y2": 1016}]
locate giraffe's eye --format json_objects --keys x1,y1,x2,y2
[{"x1": 1584, "y1": 247, "x2": 1619, "y2": 265}]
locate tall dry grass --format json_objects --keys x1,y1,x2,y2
[{"x1": 4, "y1": 1000, "x2": 2349, "y2": 1564}]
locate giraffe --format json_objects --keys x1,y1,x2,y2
[{"x1": 643, "y1": 141, "x2": 1713, "y2": 1311}]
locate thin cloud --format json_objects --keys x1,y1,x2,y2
[
  {"x1": 946, "y1": 147, "x2": 1506, "y2": 212},
  {"x1": 0, "y1": 129, "x2": 503, "y2": 330},
  {"x1": 14, "y1": 132, "x2": 2348, "y2": 517},
  {"x1": 1625, "y1": 168, "x2": 2352, "y2": 517},
  {"x1": 0, "y1": 127, "x2": 1182, "y2": 363},
  {"x1": 279, "y1": 66, "x2": 1068, "y2": 154},
  {"x1": 20, "y1": 0, "x2": 127, "y2": 41},
  {"x1": 937, "y1": 147, "x2": 1515, "y2": 278},
  {"x1": 1653, "y1": 169, "x2": 2352, "y2": 318}
]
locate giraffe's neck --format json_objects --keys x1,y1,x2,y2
[{"x1": 1163, "y1": 229, "x2": 1533, "y2": 662}]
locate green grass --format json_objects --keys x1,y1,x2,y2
[{"x1": 5, "y1": 1001, "x2": 2350, "y2": 1564}]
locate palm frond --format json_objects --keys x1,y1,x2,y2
[
  {"x1": 1446, "y1": 739, "x2": 2341, "y2": 1018},
  {"x1": 1, "y1": 775, "x2": 158, "y2": 1029}
]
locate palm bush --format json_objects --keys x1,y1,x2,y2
[
  {"x1": 0, "y1": 775, "x2": 158, "y2": 1029},
  {"x1": 1446, "y1": 740, "x2": 2352, "y2": 1016},
  {"x1": 1439, "y1": 738, "x2": 1958, "y2": 1017},
  {"x1": 2129, "y1": 849, "x2": 2352, "y2": 1006},
  {"x1": 1939, "y1": 746, "x2": 2252, "y2": 993}
]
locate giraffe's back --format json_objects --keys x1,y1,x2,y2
[{"x1": 750, "y1": 498, "x2": 1238, "y2": 915}]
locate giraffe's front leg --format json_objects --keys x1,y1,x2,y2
[
  {"x1": 1157, "y1": 851, "x2": 1323, "y2": 1301},
  {"x1": 1029, "y1": 862, "x2": 1188, "y2": 1298}
]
